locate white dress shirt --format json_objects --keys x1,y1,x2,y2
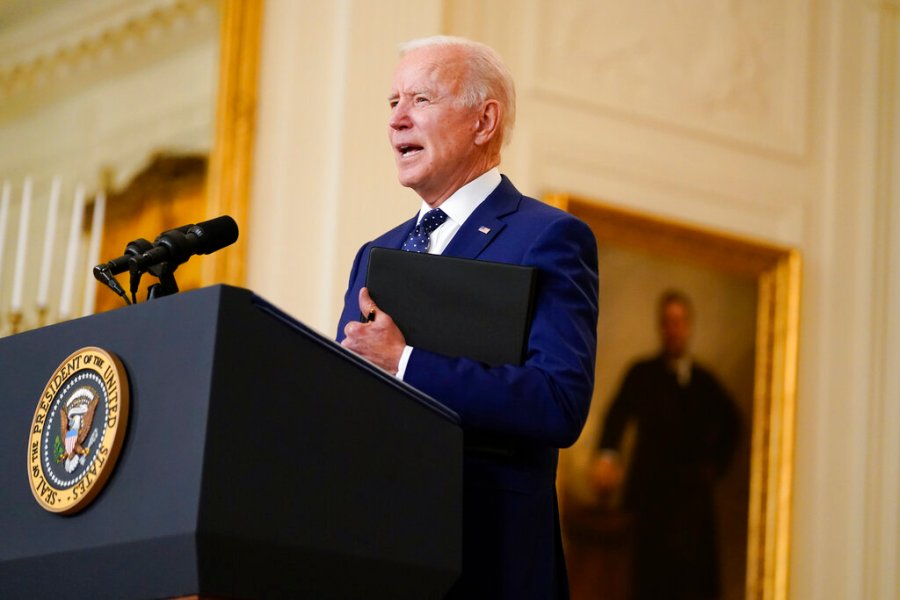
[{"x1": 395, "y1": 167, "x2": 502, "y2": 379}]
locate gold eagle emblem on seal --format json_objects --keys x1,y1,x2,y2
[{"x1": 27, "y1": 347, "x2": 130, "y2": 514}]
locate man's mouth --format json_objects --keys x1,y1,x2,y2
[{"x1": 397, "y1": 144, "x2": 423, "y2": 157}]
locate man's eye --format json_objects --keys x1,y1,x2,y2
[
  {"x1": 389, "y1": 100, "x2": 398, "y2": 108},
  {"x1": 415, "y1": 96, "x2": 429, "y2": 104}
]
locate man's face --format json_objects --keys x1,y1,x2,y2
[
  {"x1": 660, "y1": 300, "x2": 692, "y2": 359},
  {"x1": 388, "y1": 45, "x2": 484, "y2": 206}
]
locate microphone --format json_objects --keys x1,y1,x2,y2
[
  {"x1": 92, "y1": 238, "x2": 154, "y2": 304},
  {"x1": 94, "y1": 238, "x2": 153, "y2": 277},
  {"x1": 129, "y1": 215, "x2": 239, "y2": 274}
]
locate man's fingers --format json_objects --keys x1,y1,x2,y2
[
  {"x1": 358, "y1": 286, "x2": 377, "y2": 320},
  {"x1": 344, "y1": 320, "x2": 361, "y2": 339},
  {"x1": 359, "y1": 286, "x2": 374, "y2": 307},
  {"x1": 342, "y1": 291, "x2": 404, "y2": 373}
]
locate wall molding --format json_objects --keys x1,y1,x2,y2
[
  {"x1": 0, "y1": 0, "x2": 216, "y2": 104},
  {"x1": 863, "y1": 4, "x2": 900, "y2": 598},
  {"x1": 531, "y1": 131, "x2": 805, "y2": 247}
]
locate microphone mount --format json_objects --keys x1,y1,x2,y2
[
  {"x1": 92, "y1": 238, "x2": 153, "y2": 306},
  {"x1": 92, "y1": 264, "x2": 131, "y2": 305}
]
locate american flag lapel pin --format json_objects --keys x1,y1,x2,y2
[{"x1": 478, "y1": 226, "x2": 491, "y2": 234}]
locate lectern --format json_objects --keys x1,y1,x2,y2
[{"x1": 0, "y1": 286, "x2": 462, "y2": 599}]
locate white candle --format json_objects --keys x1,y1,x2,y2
[
  {"x1": 58, "y1": 184, "x2": 85, "y2": 319},
  {"x1": 37, "y1": 177, "x2": 61, "y2": 308},
  {"x1": 0, "y1": 181, "x2": 10, "y2": 290},
  {"x1": 81, "y1": 190, "x2": 106, "y2": 316},
  {"x1": 11, "y1": 177, "x2": 32, "y2": 314}
]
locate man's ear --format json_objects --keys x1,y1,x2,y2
[{"x1": 473, "y1": 100, "x2": 501, "y2": 146}]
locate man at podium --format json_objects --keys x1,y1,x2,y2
[{"x1": 338, "y1": 36, "x2": 599, "y2": 599}]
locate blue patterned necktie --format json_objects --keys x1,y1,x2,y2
[{"x1": 402, "y1": 208, "x2": 448, "y2": 253}]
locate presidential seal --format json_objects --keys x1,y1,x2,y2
[{"x1": 27, "y1": 347, "x2": 130, "y2": 514}]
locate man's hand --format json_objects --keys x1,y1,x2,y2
[
  {"x1": 588, "y1": 453, "x2": 624, "y2": 496},
  {"x1": 341, "y1": 287, "x2": 406, "y2": 374}
]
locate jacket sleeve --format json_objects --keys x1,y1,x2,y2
[
  {"x1": 403, "y1": 215, "x2": 599, "y2": 448},
  {"x1": 335, "y1": 243, "x2": 369, "y2": 341}
]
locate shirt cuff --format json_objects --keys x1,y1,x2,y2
[{"x1": 396, "y1": 345, "x2": 413, "y2": 380}]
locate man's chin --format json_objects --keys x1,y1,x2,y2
[{"x1": 396, "y1": 169, "x2": 424, "y2": 191}]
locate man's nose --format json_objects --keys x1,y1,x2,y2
[{"x1": 389, "y1": 102, "x2": 410, "y2": 129}]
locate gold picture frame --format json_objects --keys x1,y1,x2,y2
[
  {"x1": 92, "y1": 0, "x2": 262, "y2": 311},
  {"x1": 203, "y1": 0, "x2": 263, "y2": 288},
  {"x1": 546, "y1": 193, "x2": 801, "y2": 600}
]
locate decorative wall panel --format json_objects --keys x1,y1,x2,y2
[{"x1": 533, "y1": 0, "x2": 810, "y2": 157}]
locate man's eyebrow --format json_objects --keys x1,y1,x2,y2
[{"x1": 387, "y1": 88, "x2": 433, "y2": 101}]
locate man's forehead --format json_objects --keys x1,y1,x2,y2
[
  {"x1": 391, "y1": 47, "x2": 465, "y2": 93},
  {"x1": 392, "y1": 63, "x2": 442, "y2": 89},
  {"x1": 389, "y1": 78, "x2": 438, "y2": 97}
]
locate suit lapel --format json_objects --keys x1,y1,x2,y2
[
  {"x1": 380, "y1": 214, "x2": 417, "y2": 249},
  {"x1": 443, "y1": 175, "x2": 521, "y2": 259}
]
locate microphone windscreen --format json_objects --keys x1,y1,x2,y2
[{"x1": 190, "y1": 215, "x2": 239, "y2": 254}]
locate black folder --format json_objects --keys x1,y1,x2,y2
[{"x1": 365, "y1": 247, "x2": 537, "y2": 367}]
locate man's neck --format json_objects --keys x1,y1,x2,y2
[
  {"x1": 420, "y1": 157, "x2": 501, "y2": 208},
  {"x1": 415, "y1": 167, "x2": 502, "y2": 226}
]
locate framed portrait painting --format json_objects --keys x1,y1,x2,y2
[{"x1": 546, "y1": 194, "x2": 800, "y2": 600}]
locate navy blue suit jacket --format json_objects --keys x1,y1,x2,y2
[{"x1": 337, "y1": 176, "x2": 598, "y2": 599}]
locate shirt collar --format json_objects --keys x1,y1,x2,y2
[
  {"x1": 666, "y1": 355, "x2": 693, "y2": 387},
  {"x1": 416, "y1": 167, "x2": 502, "y2": 226}
]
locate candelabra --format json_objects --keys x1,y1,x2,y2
[
  {"x1": 7, "y1": 310, "x2": 23, "y2": 335},
  {"x1": 0, "y1": 175, "x2": 106, "y2": 339}
]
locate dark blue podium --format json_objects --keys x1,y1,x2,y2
[{"x1": 0, "y1": 285, "x2": 462, "y2": 599}]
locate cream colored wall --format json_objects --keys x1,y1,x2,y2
[{"x1": 249, "y1": 0, "x2": 898, "y2": 598}]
